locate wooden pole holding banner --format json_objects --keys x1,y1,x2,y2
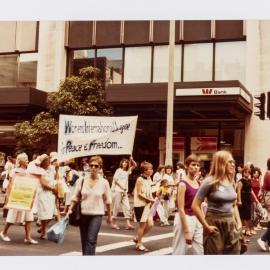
[{"x1": 165, "y1": 20, "x2": 175, "y2": 166}]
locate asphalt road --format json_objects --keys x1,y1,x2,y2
[{"x1": 0, "y1": 210, "x2": 269, "y2": 256}]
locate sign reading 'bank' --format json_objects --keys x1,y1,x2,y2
[{"x1": 58, "y1": 115, "x2": 138, "y2": 161}]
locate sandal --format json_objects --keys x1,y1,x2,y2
[
  {"x1": 111, "y1": 224, "x2": 120, "y2": 230},
  {"x1": 245, "y1": 231, "x2": 252, "y2": 236},
  {"x1": 136, "y1": 245, "x2": 149, "y2": 252}
]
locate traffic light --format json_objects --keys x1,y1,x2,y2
[
  {"x1": 254, "y1": 93, "x2": 265, "y2": 120},
  {"x1": 267, "y1": 92, "x2": 270, "y2": 119}
]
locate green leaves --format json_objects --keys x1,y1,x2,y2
[{"x1": 15, "y1": 66, "x2": 112, "y2": 153}]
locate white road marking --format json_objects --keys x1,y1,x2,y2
[
  {"x1": 143, "y1": 247, "x2": 172, "y2": 256},
  {"x1": 99, "y1": 232, "x2": 133, "y2": 238},
  {"x1": 96, "y1": 232, "x2": 173, "y2": 253},
  {"x1": 60, "y1": 251, "x2": 81, "y2": 256},
  {"x1": 60, "y1": 232, "x2": 173, "y2": 256}
]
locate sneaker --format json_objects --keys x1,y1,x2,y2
[
  {"x1": 24, "y1": 238, "x2": 38, "y2": 245},
  {"x1": 257, "y1": 238, "x2": 267, "y2": 251},
  {"x1": 0, "y1": 231, "x2": 11, "y2": 242}
]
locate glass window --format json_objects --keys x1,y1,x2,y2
[
  {"x1": 124, "y1": 46, "x2": 151, "y2": 83},
  {"x1": 153, "y1": 45, "x2": 181, "y2": 82},
  {"x1": 215, "y1": 41, "x2": 246, "y2": 83},
  {"x1": 97, "y1": 48, "x2": 123, "y2": 84},
  {"x1": 18, "y1": 53, "x2": 38, "y2": 87},
  {"x1": 183, "y1": 43, "x2": 213, "y2": 81},
  {"x1": 0, "y1": 55, "x2": 18, "y2": 87},
  {"x1": 72, "y1": 49, "x2": 95, "y2": 76},
  {"x1": 0, "y1": 22, "x2": 16, "y2": 53},
  {"x1": 74, "y1": 49, "x2": 95, "y2": 59}
]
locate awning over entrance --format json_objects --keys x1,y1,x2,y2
[
  {"x1": 106, "y1": 80, "x2": 252, "y2": 124},
  {"x1": 0, "y1": 87, "x2": 47, "y2": 120}
]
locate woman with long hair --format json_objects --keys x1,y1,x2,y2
[
  {"x1": 110, "y1": 156, "x2": 137, "y2": 230},
  {"x1": 192, "y1": 150, "x2": 242, "y2": 254},
  {"x1": 172, "y1": 154, "x2": 203, "y2": 255},
  {"x1": 133, "y1": 161, "x2": 155, "y2": 252},
  {"x1": 67, "y1": 156, "x2": 112, "y2": 255}
]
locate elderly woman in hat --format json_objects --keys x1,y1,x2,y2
[
  {"x1": 32, "y1": 154, "x2": 58, "y2": 239},
  {"x1": 0, "y1": 153, "x2": 38, "y2": 244}
]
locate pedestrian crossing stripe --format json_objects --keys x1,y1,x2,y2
[
  {"x1": 142, "y1": 247, "x2": 172, "y2": 256},
  {"x1": 60, "y1": 232, "x2": 173, "y2": 256}
]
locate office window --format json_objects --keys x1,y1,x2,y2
[
  {"x1": 18, "y1": 53, "x2": 38, "y2": 87},
  {"x1": 72, "y1": 49, "x2": 95, "y2": 76},
  {"x1": 124, "y1": 47, "x2": 151, "y2": 83},
  {"x1": 74, "y1": 49, "x2": 95, "y2": 59},
  {"x1": 97, "y1": 48, "x2": 123, "y2": 84},
  {"x1": 0, "y1": 55, "x2": 18, "y2": 87},
  {"x1": 153, "y1": 45, "x2": 181, "y2": 82},
  {"x1": 215, "y1": 41, "x2": 246, "y2": 83},
  {"x1": 183, "y1": 43, "x2": 213, "y2": 81}
]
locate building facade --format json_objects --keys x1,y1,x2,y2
[{"x1": 0, "y1": 20, "x2": 269, "y2": 171}]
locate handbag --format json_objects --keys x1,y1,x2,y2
[
  {"x1": 47, "y1": 217, "x2": 69, "y2": 244},
  {"x1": 69, "y1": 176, "x2": 85, "y2": 226}
]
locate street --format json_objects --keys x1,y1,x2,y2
[{"x1": 0, "y1": 212, "x2": 269, "y2": 256}]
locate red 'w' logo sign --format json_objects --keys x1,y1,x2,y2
[{"x1": 202, "y1": 89, "x2": 212, "y2": 94}]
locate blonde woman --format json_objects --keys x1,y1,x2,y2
[
  {"x1": 172, "y1": 154, "x2": 203, "y2": 255},
  {"x1": 133, "y1": 161, "x2": 155, "y2": 252},
  {"x1": 192, "y1": 150, "x2": 242, "y2": 254},
  {"x1": 0, "y1": 153, "x2": 38, "y2": 244}
]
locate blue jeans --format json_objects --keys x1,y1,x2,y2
[
  {"x1": 79, "y1": 215, "x2": 103, "y2": 255},
  {"x1": 261, "y1": 221, "x2": 270, "y2": 245}
]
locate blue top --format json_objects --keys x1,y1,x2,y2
[{"x1": 195, "y1": 176, "x2": 237, "y2": 213}]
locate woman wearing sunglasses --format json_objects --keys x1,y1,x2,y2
[{"x1": 67, "y1": 156, "x2": 112, "y2": 255}]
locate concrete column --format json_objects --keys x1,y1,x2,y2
[
  {"x1": 36, "y1": 21, "x2": 67, "y2": 92},
  {"x1": 244, "y1": 20, "x2": 270, "y2": 172}
]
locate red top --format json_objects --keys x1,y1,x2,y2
[
  {"x1": 251, "y1": 178, "x2": 260, "y2": 202},
  {"x1": 263, "y1": 171, "x2": 270, "y2": 191}
]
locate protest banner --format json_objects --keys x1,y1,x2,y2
[
  {"x1": 58, "y1": 115, "x2": 138, "y2": 161},
  {"x1": 5, "y1": 175, "x2": 39, "y2": 211}
]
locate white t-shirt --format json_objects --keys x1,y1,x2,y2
[{"x1": 112, "y1": 168, "x2": 131, "y2": 192}]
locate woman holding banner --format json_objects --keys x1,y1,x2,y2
[
  {"x1": 110, "y1": 156, "x2": 137, "y2": 230},
  {"x1": 0, "y1": 153, "x2": 38, "y2": 244},
  {"x1": 67, "y1": 155, "x2": 112, "y2": 255}
]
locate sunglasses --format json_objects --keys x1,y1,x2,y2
[{"x1": 90, "y1": 164, "x2": 99, "y2": 169}]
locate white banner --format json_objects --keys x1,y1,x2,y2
[{"x1": 57, "y1": 115, "x2": 138, "y2": 161}]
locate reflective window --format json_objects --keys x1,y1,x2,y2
[
  {"x1": 18, "y1": 53, "x2": 38, "y2": 87},
  {"x1": 74, "y1": 49, "x2": 95, "y2": 59},
  {"x1": 153, "y1": 45, "x2": 181, "y2": 82},
  {"x1": 97, "y1": 48, "x2": 123, "y2": 84},
  {"x1": 0, "y1": 55, "x2": 18, "y2": 87},
  {"x1": 183, "y1": 43, "x2": 213, "y2": 81},
  {"x1": 124, "y1": 47, "x2": 151, "y2": 83},
  {"x1": 215, "y1": 41, "x2": 246, "y2": 83}
]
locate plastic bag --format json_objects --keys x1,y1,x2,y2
[{"x1": 47, "y1": 217, "x2": 69, "y2": 244}]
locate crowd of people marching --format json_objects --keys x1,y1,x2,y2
[{"x1": 0, "y1": 150, "x2": 270, "y2": 255}]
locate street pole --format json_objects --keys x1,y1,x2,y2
[{"x1": 165, "y1": 20, "x2": 175, "y2": 165}]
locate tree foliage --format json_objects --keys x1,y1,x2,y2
[{"x1": 15, "y1": 67, "x2": 113, "y2": 154}]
